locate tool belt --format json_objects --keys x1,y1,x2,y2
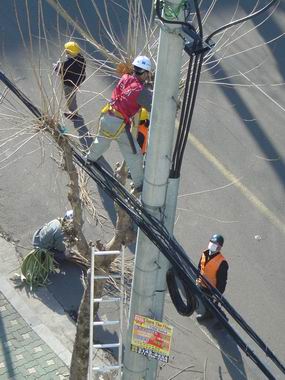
[
  {"x1": 101, "y1": 103, "x2": 124, "y2": 119},
  {"x1": 100, "y1": 103, "x2": 137, "y2": 154},
  {"x1": 100, "y1": 103, "x2": 126, "y2": 138}
]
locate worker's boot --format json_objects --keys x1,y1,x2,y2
[
  {"x1": 131, "y1": 184, "x2": 143, "y2": 198},
  {"x1": 196, "y1": 309, "x2": 214, "y2": 322},
  {"x1": 64, "y1": 111, "x2": 79, "y2": 120},
  {"x1": 127, "y1": 170, "x2": 132, "y2": 179}
]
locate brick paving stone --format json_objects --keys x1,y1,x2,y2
[{"x1": 0, "y1": 292, "x2": 69, "y2": 379}]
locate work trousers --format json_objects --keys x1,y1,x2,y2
[
  {"x1": 196, "y1": 285, "x2": 211, "y2": 315},
  {"x1": 88, "y1": 113, "x2": 144, "y2": 188},
  {"x1": 63, "y1": 85, "x2": 93, "y2": 150},
  {"x1": 63, "y1": 84, "x2": 78, "y2": 113},
  {"x1": 72, "y1": 114, "x2": 93, "y2": 150}
]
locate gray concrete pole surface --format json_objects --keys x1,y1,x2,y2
[{"x1": 123, "y1": 1, "x2": 185, "y2": 379}]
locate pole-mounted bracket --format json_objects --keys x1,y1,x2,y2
[{"x1": 181, "y1": 25, "x2": 214, "y2": 56}]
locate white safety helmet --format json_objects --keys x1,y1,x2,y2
[
  {"x1": 64, "y1": 210, "x2": 74, "y2": 221},
  {"x1": 132, "y1": 56, "x2": 152, "y2": 72}
]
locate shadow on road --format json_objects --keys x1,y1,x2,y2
[
  {"x1": 193, "y1": 316, "x2": 248, "y2": 379},
  {"x1": 0, "y1": 310, "x2": 16, "y2": 379},
  {"x1": 209, "y1": 323, "x2": 248, "y2": 380},
  {"x1": 210, "y1": 61, "x2": 285, "y2": 191},
  {"x1": 47, "y1": 262, "x2": 85, "y2": 316},
  {"x1": 240, "y1": 1, "x2": 285, "y2": 82}
]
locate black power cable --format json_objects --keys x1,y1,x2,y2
[
  {"x1": 155, "y1": 1, "x2": 278, "y2": 42},
  {"x1": 72, "y1": 152, "x2": 282, "y2": 380},
  {"x1": 171, "y1": 55, "x2": 194, "y2": 178},
  {"x1": 1, "y1": 71, "x2": 285, "y2": 378},
  {"x1": 193, "y1": 0, "x2": 203, "y2": 39},
  {"x1": 0, "y1": 72, "x2": 42, "y2": 118},
  {"x1": 158, "y1": 0, "x2": 206, "y2": 178},
  {"x1": 159, "y1": 0, "x2": 279, "y2": 178},
  {"x1": 205, "y1": 0, "x2": 279, "y2": 44},
  {"x1": 171, "y1": 52, "x2": 204, "y2": 177}
]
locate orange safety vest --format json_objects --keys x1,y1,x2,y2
[
  {"x1": 137, "y1": 123, "x2": 148, "y2": 154},
  {"x1": 137, "y1": 108, "x2": 150, "y2": 154},
  {"x1": 197, "y1": 251, "x2": 225, "y2": 288}
]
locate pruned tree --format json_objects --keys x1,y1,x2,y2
[{"x1": 0, "y1": 1, "x2": 283, "y2": 379}]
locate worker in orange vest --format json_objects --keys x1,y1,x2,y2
[{"x1": 196, "y1": 234, "x2": 228, "y2": 322}]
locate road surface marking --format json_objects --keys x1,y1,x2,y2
[{"x1": 188, "y1": 134, "x2": 285, "y2": 235}]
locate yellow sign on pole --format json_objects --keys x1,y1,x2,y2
[{"x1": 131, "y1": 314, "x2": 173, "y2": 363}]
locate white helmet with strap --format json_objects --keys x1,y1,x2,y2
[
  {"x1": 64, "y1": 210, "x2": 73, "y2": 221},
  {"x1": 132, "y1": 56, "x2": 152, "y2": 72}
]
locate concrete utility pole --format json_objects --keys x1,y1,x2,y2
[{"x1": 123, "y1": 1, "x2": 185, "y2": 379}]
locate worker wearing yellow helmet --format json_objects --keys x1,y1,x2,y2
[
  {"x1": 64, "y1": 41, "x2": 81, "y2": 56},
  {"x1": 53, "y1": 41, "x2": 86, "y2": 119},
  {"x1": 53, "y1": 41, "x2": 92, "y2": 149}
]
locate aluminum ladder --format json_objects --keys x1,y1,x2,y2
[{"x1": 88, "y1": 249, "x2": 124, "y2": 379}]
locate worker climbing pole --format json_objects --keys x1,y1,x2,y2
[
  {"x1": 0, "y1": 61, "x2": 284, "y2": 379},
  {"x1": 123, "y1": 0, "x2": 210, "y2": 378},
  {"x1": 123, "y1": 0, "x2": 279, "y2": 379},
  {"x1": 0, "y1": 1, "x2": 283, "y2": 379}
]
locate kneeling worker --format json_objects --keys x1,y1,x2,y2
[{"x1": 32, "y1": 210, "x2": 74, "y2": 263}]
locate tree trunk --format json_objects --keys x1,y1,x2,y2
[
  {"x1": 60, "y1": 138, "x2": 90, "y2": 258},
  {"x1": 69, "y1": 161, "x2": 136, "y2": 379},
  {"x1": 48, "y1": 125, "x2": 136, "y2": 379}
]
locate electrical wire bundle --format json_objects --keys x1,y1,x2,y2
[
  {"x1": 1, "y1": 62, "x2": 283, "y2": 380},
  {"x1": 0, "y1": 0, "x2": 282, "y2": 373},
  {"x1": 73, "y1": 150, "x2": 284, "y2": 380}
]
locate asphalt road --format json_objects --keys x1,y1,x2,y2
[{"x1": 0, "y1": 1, "x2": 284, "y2": 379}]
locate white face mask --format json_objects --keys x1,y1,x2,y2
[{"x1": 208, "y1": 242, "x2": 218, "y2": 253}]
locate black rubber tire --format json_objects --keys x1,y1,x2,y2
[{"x1": 166, "y1": 268, "x2": 197, "y2": 317}]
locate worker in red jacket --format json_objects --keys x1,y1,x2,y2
[
  {"x1": 196, "y1": 234, "x2": 228, "y2": 322},
  {"x1": 87, "y1": 56, "x2": 153, "y2": 192}
]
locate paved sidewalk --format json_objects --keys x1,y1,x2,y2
[
  {"x1": 0, "y1": 235, "x2": 72, "y2": 379},
  {"x1": 0, "y1": 234, "x2": 112, "y2": 380},
  {"x1": 0, "y1": 291, "x2": 69, "y2": 379}
]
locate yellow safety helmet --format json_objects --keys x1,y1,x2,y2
[
  {"x1": 64, "y1": 41, "x2": 80, "y2": 56},
  {"x1": 140, "y1": 108, "x2": 149, "y2": 121}
]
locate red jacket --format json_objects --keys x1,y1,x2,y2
[{"x1": 111, "y1": 74, "x2": 144, "y2": 123}]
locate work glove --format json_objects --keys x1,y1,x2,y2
[
  {"x1": 52, "y1": 60, "x2": 61, "y2": 75},
  {"x1": 57, "y1": 124, "x2": 67, "y2": 134}
]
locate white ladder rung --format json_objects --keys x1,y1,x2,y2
[
  {"x1": 93, "y1": 343, "x2": 120, "y2": 349},
  {"x1": 89, "y1": 248, "x2": 124, "y2": 380},
  {"x1": 94, "y1": 274, "x2": 121, "y2": 280},
  {"x1": 93, "y1": 320, "x2": 119, "y2": 326},
  {"x1": 93, "y1": 365, "x2": 121, "y2": 371},
  {"x1": 93, "y1": 251, "x2": 121, "y2": 256},
  {"x1": 94, "y1": 297, "x2": 121, "y2": 303}
]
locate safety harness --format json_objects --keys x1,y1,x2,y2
[{"x1": 100, "y1": 103, "x2": 137, "y2": 154}]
